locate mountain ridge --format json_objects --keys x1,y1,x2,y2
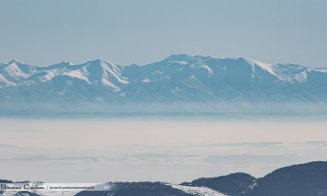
[
  {"x1": 1, "y1": 54, "x2": 327, "y2": 114},
  {"x1": 1, "y1": 161, "x2": 327, "y2": 196}
]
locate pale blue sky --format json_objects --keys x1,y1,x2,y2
[{"x1": 0, "y1": 0, "x2": 326, "y2": 67}]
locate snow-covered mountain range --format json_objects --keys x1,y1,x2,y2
[{"x1": 1, "y1": 54, "x2": 327, "y2": 114}]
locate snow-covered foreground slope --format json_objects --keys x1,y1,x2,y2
[
  {"x1": 169, "y1": 184, "x2": 227, "y2": 196},
  {"x1": 1, "y1": 54, "x2": 327, "y2": 114}
]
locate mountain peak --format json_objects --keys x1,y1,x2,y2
[
  {"x1": 60, "y1": 61, "x2": 73, "y2": 65},
  {"x1": 8, "y1": 59, "x2": 23, "y2": 65},
  {"x1": 87, "y1": 58, "x2": 113, "y2": 65},
  {"x1": 164, "y1": 54, "x2": 196, "y2": 62}
]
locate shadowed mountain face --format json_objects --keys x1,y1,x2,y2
[
  {"x1": 2, "y1": 162, "x2": 326, "y2": 196},
  {"x1": 248, "y1": 161, "x2": 327, "y2": 196},
  {"x1": 181, "y1": 173, "x2": 257, "y2": 196},
  {"x1": 180, "y1": 162, "x2": 327, "y2": 196},
  {"x1": 1, "y1": 54, "x2": 327, "y2": 114}
]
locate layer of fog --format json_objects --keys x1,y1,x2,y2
[{"x1": 1, "y1": 119, "x2": 327, "y2": 183}]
